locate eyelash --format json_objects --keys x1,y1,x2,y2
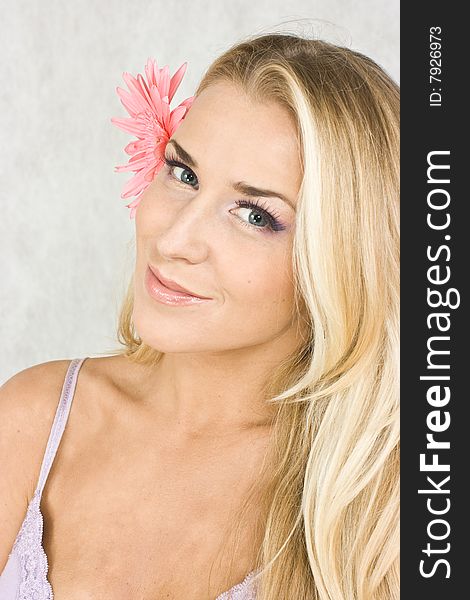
[{"x1": 162, "y1": 154, "x2": 286, "y2": 233}]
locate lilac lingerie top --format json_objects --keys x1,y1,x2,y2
[{"x1": 0, "y1": 358, "x2": 259, "y2": 599}]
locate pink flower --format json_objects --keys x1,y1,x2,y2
[{"x1": 111, "y1": 58, "x2": 194, "y2": 219}]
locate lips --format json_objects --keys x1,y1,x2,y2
[{"x1": 148, "y1": 265, "x2": 210, "y2": 299}]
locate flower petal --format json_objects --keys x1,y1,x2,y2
[
  {"x1": 149, "y1": 85, "x2": 164, "y2": 122},
  {"x1": 116, "y1": 153, "x2": 151, "y2": 172},
  {"x1": 160, "y1": 98, "x2": 170, "y2": 130},
  {"x1": 144, "y1": 63, "x2": 153, "y2": 88},
  {"x1": 127, "y1": 195, "x2": 142, "y2": 209},
  {"x1": 168, "y1": 62, "x2": 188, "y2": 102},
  {"x1": 122, "y1": 72, "x2": 153, "y2": 110},
  {"x1": 168, "y1": 105, "x2": 187, "y2": 135},
  {"x1": 111, "y1": 116, "x2": 147, "y2": 137},
  {"x1": 144, "y1": 167, "x2": 157, "y2": 182},
  {"x1": 145, "y1": 58, "x2": 157, "y2": 87},
  {"x1": 128, "y1": 198, "x2": 142, "y2": 219},
  {"x1": 154, "y1": 138, "x2": 168, "y2": 155},
  {"x1": 155, "y1": 156, "x2": 165, "y2": 173},
  {"x1": 158, "y1": 65, "x2": 170, "y2": 98},
  {"x1": 127, "y1": 194, "x2": 143, "y2": 219},
  {"x1": 124, "y1": 139, "x2": 148, "y2": 155},
  {"x1": 116, "y1": 86, "x2": 148, "y2": 117},
  {"x1": 121, "y1": 171, "x2": 150, "y2": 198},
  {"x1": 180, "y1": 96, "x2": 195, "y2": 110},
  {"x1": 136, "y1": 73, "x2": 153, "y2": 109},
  {"x1": 115, "y1": 162, "x2": 139, "y2": 173}
]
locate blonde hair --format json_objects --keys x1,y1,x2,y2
[{"x1": 114, "y1": 32, "x2": 399, "y2": 599}]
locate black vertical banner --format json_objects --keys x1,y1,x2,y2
[{"x1": 401, "y1": 4, "x2": 466, "y2": 598}]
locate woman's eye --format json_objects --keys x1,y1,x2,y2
[
  {"x1": 164, "y1": 158, "x2": 198, "y2": 187},
  {"x1": 233, "y1": 200, "x2": 286, "y2": 233}
]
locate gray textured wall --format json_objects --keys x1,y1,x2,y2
[{"x1": 0, "y1": 0, "x2": 399, "y2": 383}]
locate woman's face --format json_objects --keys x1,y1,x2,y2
[{"x1": 133, "y1": 80, "x2": 303, "y2": 354}]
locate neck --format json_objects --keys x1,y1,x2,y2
[{"x1": 125, "y1": 330, "x2": 301, "y2": 438}]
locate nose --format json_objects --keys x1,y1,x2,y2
[{"x1": 156, "y1": 192, "x2": 215, "y2": 264}]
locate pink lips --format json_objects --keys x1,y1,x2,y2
[{"x1": 145, "y1": 266, "x2": 212, "y2": 306}]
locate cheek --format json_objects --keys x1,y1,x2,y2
[
  {"x1": 227, "y1": 244, "x2": 295, "y2": 310},
  {"x1": 135, "y1": 179, "x2": 184, "y2": 256},
  {"x1": 135, "y1": 178, "x2": 168, "y2": 231}
]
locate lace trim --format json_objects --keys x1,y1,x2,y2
[
  {"x1": 11, "y1": 490, "x2": 53, "y2": 599},
  {"x1": 215, "y1": 568, "x2": 260, "y2": 599}
]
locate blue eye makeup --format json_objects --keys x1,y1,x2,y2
[
  {"x1": 163, "y1": 153, "x2": 287, "y2": 234},
  {"x1": 234, "y1": 198, "x2": 286, "y2": 232}
]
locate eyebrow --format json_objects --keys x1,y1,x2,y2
[{"x1": 166, "y1": 139, "x2": 296, "y2": 210}]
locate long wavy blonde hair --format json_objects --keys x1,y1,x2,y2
[{"x1": 112, "y1": 33, "x2": 400, "y2": 599}]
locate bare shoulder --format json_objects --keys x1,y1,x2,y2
[
  {"x1": 0, "y1": 359, "x2": 72, "y2": 444},
  {"x1": 0, "y1": 354, "x2": 135, "y2": 462},
  {"x1": 0, "y1": 359, "x2": 73, "y2": 473},
  {"x1": 0, "y1": 359, "x2": 72, "y2": 572}
]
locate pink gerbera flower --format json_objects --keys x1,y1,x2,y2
[{"x1": 111, "y1": 58, "x2": 194, "y2": 219}]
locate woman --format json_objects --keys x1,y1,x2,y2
[{"x1": 0, "y1": 32, "x2": 399, "y2": 599}]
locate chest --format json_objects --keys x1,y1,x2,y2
[{"x1": 39, "y1": 425, "x2": 268, "y2": 599}]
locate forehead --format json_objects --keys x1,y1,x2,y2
[{"x1": 172, "y1": 81, "x2": 302, "y2": 200}]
